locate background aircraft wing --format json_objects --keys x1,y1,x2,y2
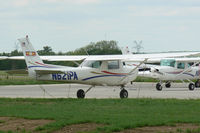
[
  {"x1": 129, "y1": 52, "x2": 200, "y2": 58},
  {"x1": 134, "y1": 56, "x2": 200, "y2": 63},
  {"x1": 122, "y1": 52, "x2": 200, "y2": 62},
  {"x1": 174, "y1": 57, "x2": 200, "y2": 62},
  {"x1": 85, "y1": 52, "x2": 200, "y2": 61}
]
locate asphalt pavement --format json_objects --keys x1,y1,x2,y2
[{"x1": 0, "y1": 82, "x2": 200, "y2": 99}]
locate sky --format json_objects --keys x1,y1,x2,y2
[{"x1": 0, "y1": 0, "x2": 200, "y2": 53}]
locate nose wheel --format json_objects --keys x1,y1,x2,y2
[{"x1": 156, "y1": 83, "x2": 162, "y2": 91}]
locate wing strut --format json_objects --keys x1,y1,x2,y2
[{"x1": 120, "y1": 58, "x2": 148, "y2": 81}]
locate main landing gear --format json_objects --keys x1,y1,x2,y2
[
  {"x1": 195, "y1": 80, "x2": 200, "y2": 88},
  {"x1": 77, "y1": 85, "x2": 94, "y2": 98},
  {"x1": 188, "y1": 83, "x2": 195, "y2": 91},
  {"x1": 189, "y1": 80, "x2": 200, "y2": 91},
  {"x1": 76, "y1": 85, "x2": 129, "y2": 99},
  {"x1": 156, "y1": 81, "x2": 171, "y2": 91},
  {"x1": 77, "y1": 89, "x2": 85, "y2": 98},
  {"x1": 187, "y1": 79, "x2": 200, "y2": 91},
  {"x1": 120, "y1": 86, "x2": 128, "y2": 99},
  {"x1": 165, "y1": 82, "x2": 171, "y2": 88}
]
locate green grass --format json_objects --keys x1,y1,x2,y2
[
  {"x1": 0, "y1": 79, "x2": 65, "y2": 85},
  {"x1": 0, "y1": 98, "x2": 200, "y2": 132},
  {"x1": 0, "y1": 71, "x2": 7, "y2": 75},
  {"x1": 134, "y1": 76, "x2": 159, "y2": 82}
]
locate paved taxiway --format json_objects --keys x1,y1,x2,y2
[{"x1": 0, "y1": 83, "x2": 200, "y2": 99}]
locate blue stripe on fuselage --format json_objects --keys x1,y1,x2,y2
[
  {"x1": 82, "y1": 75, "x2": 125, "y2": 81},
  {"x1": 28, "y1": 66, "x2": 57, "y2": 68}
]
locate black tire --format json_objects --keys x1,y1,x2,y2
[
  {"x1": 77, "y1": 89, "x2": 85, "y2": 98},
  {"x1": 189, "y1": 83, "x2": 195, "y2": 91},
  {"x1": 195, "y1": 81, "x2": 200, "y2": 88},
  {"x1": 156, "y1": 83, "x2": 162, "y2": 91},
  {"x1": 165, "y1": 82, "x2": 171, "y2": 88},
  {"x1": 120, "y1": 89, "x2": 128, "y2": 99}
]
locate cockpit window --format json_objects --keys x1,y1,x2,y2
[
  {"x1": 108, "y1": 61, "x2": 119, "y2": 69},
  {"x1": 177, "y1": 62, "x2": 185, "y2": 69},
  {"x1": 84, "y1": 61, "x2": 102, "y2": 68},
  {"x1": 160, "y1": 59, "x2": 175, "y2": 67}
]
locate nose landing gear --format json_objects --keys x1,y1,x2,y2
[{"x1": 156, "y1": 83, "x2": 162, "y2": 91}]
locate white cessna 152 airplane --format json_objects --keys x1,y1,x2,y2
[
  {"x1": 139, "y1": 58, "x2": 200, "y2": 91},
  {"x1": 121, "y1": 47, "x2": 200, "y2": 91},
  {"x1": 3, "y1": 36, "x2": 200, "y2": 98}
]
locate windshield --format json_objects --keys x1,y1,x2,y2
[{"x1": 160, "y1": 59, "x2": 175, "y2": 67}]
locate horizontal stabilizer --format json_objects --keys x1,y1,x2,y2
[{"x1": 0, "y1": 56, "x2": 8, "y2": 60}]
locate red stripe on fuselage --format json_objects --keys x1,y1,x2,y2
[{"x1": 101, "y1": 71, "x2": 128, "y2": 75}]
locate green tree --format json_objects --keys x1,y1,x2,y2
[
  {"x1": 37, "y1": 46, "x2": 55, "y2": 55},
  {"x1": 67, "y1": 40, "x2": 122, "y2": 55},
  {"x1": 10, "y1": 50, "x2": 23, "y2": 56}
]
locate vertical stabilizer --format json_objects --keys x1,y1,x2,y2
[{"x1": 18, "y1": 35, "x2": 44, "y2": 78}]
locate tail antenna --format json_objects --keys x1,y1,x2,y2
[{"x1": 26, "y1": 35, "x2": 30, "y2": 44}]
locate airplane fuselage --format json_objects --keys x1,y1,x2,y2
[
  {"x1": 139, "y1": 66, "x2": 200, "y2": 81},
  {"x1": 32, "y1": 65, "x2": 137, "y2": 86}
]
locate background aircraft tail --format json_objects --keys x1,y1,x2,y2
[
  {"x1": 18, "y1": 35, "x2": 44, "y2": 78},
  {"x1": 121, "y1": 46, "x2": 131, "y2": 55}
]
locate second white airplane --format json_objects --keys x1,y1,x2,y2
[
  {"x1": 139, "y1": 58, "x2": 200, "y2": 91},
  {"x1": 121, "y1": 46, "x2": 200, "y2": 91}
]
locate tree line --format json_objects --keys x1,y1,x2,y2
[{"x1": 0, "y1": 40, "x2": 122, "y2": 70}]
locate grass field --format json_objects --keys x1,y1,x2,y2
[{"x1": 0, "y1": 98, "x2": 200, "y2": 133}]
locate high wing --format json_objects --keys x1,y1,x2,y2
[
  {"x1": 174, "y1": 57, "x2": 200, "y2": 62},
  {"x1": 6, "y1": 52, "x2": 200, "y2": 62},
  {"x1": 144, "y1": 57, "x2": 200, "y2": 63},
  {"x1": 7, "y1": 55, "x2": 87, "y2": 61}
]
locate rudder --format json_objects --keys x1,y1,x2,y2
[{"x1": 18, "y1": 35, "x2": 44, "y2": 78}]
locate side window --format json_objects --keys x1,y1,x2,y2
[
  {"x1": 91, "y1": 61, "x2": 102, "y2": 68},
  {"x1": 177, "y1": 62, "x2": 185, "y2": 69},
  {"x1": 108, "y1": 61, "x2": 119, "y2": 69}
]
